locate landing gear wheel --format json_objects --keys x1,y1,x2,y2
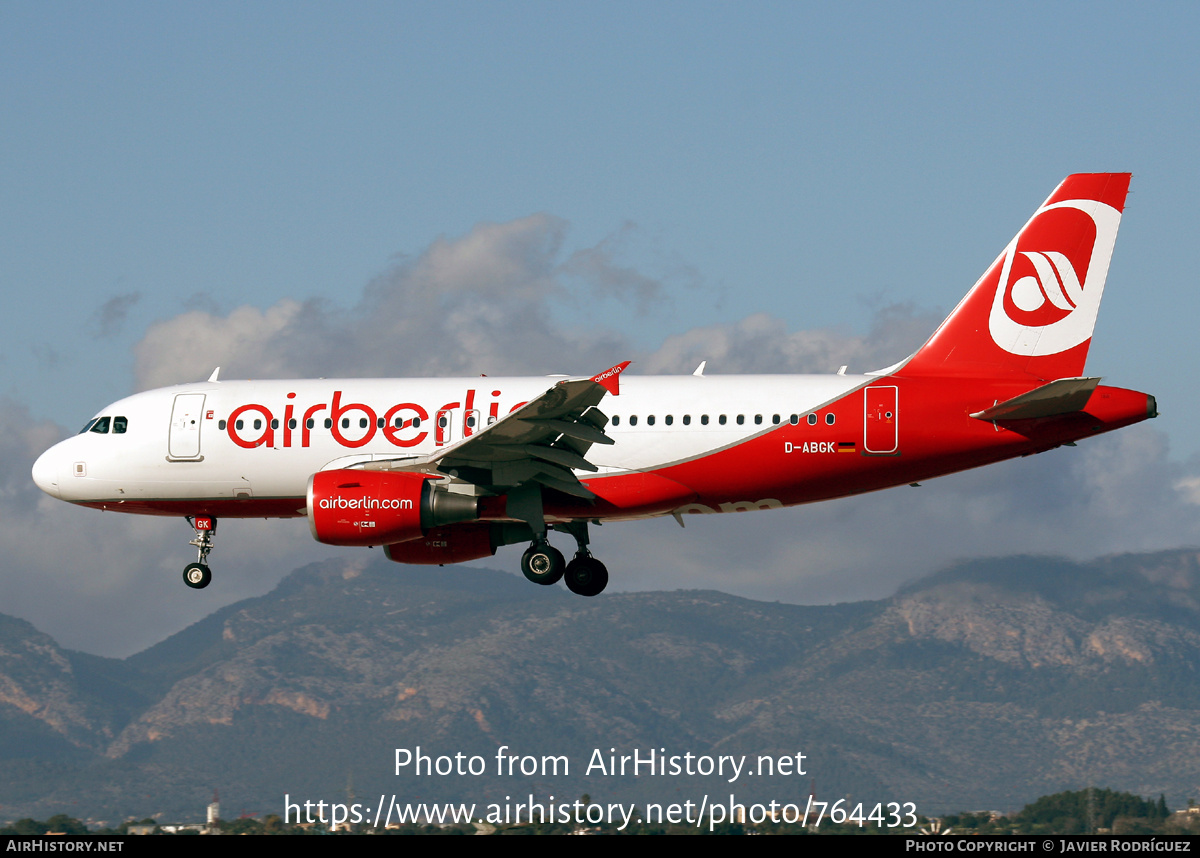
[
  {"x1": 183, "y1": 563, "x2": 212, "y2": 589},
  {"x1": 564, "y1": 555, "x2": 608, "y2": 597},
  {"x1": 521, "y1": 542, "x2": 565, "y2": 585}
]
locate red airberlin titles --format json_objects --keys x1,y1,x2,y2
[{"x1": 33, "y1": 175, "x2": 1155, "y2": 597}]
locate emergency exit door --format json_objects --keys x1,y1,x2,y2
[{"x1": 863, "y1": 386, "x2": 898, "y2": 455}]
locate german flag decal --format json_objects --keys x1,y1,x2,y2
[{"x1": 838, "y1": 441, "x2": 857, "y2": 453}]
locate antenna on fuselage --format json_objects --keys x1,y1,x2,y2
[
  {"x1": 207, "y1": 367, "x2": 221, "y2": 383},
  {"x1": 692, "y1": 361, "x2": 706, "y2": 377}
]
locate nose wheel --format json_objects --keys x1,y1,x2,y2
[
  {"x1": 183, "y1": 516, "x2": 217, "y2": 589},
  {"x1": 183, "y1": 562, "x2": 212, "y2": 589}
]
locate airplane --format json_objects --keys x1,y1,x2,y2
[{"x1": 32, "y1": 173, "x2": 1155, "y2": 597}]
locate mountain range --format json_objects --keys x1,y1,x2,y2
[{"x1": 3, "y1": 548, "x2": 1200, "y2": 825}]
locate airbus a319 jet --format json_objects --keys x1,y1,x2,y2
[{"x1": 32, "y1": 174, "x2": 1155, "y2": 597}]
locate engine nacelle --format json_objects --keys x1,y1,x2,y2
[
  {"x1": 384, "y1": 524, "x2": 497, "y2": 565},
  {"x1": 307, "y1": 469, "x2": 478, "y2": 546}
]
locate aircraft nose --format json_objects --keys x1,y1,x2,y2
[{"x1": 31, "y1": 447, "x2": 62, "y2": 499}]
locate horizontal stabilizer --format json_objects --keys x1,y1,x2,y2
[{"x1": 970, "y1": 377, "x2": 1101, "y2": 421}]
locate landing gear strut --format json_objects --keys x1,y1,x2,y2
[
  {"x1": 183, "y1": 516, "x2": 216, "y2": 589},
  {"x1": 508, "y1": 486, "x2": 609, "y2": 597}
]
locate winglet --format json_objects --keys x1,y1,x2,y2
[{"x1": 590, "y1": 361, "x2": 631, "y2": 395}]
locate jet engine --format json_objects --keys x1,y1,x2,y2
[
  {"x1": 307, "y1": 469, "x2": 478, "y2": 547},
  {"x1": 383, "y1": 523, "x2": 498, "y2": 565}
]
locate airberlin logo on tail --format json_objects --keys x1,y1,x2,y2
[{"x1": 988, "y1": 199, "x2": 1122, "y2": 357}]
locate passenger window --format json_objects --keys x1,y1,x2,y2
[
  {"x1": 826, "y1": 413, "x2": 835, "y2": 425},
  {"x1": 612, "y1": 415, "x2": 620, "y2": 426},
  {"x1": 807, "y1": 414, "x2": 817, "y2": 426},
  {"x1": 89, "y1": 416, "x2": 111, "y2": 434},
  {"x1": 665, "y1": 415, "x2": 673, "y2": 426},
  {"x1": 701, "y1": 415, "x2": 709, "y2": 425},
  {"x1": 683, "y1": 415, "x2": 691, "y2": 425},
  {"x1": 772, "y1": 414, "x2": 781, "y2": 425},
  {"x1": 289, "y1": 419, "x2": 297, "y2": 429},
  {"x1": 324, "y1": 418, "x2": 332, "y2": 429},
  {"x1": 378, "y1": 418, "x2": 385, "y2": 429},
  {"x1": 235, "y1": 420, "x2": 244, "y2": 430},
  {"x1": 306, "y1": 418, "x2": 315, "y2": 429},
  {"x1": 253, "y1": 419, "x2": 262, "y2": 430},
  {"x1": 719, "y1": 415, "x2": 727, "y2": 425},
  {"x1": 647, "y1": 415, "x2": 656, "y2": 426},
  {"x1": 359, "y1": 418, "x2": 368, "y2": 429},
  {"x1": 413, "y1": 417, "x2": 422, "y2": 429},
  {"x1": 113, "y1": 416, "x2": 128, "y2": 434},
  {"x1": 754, "y1": 415, "x2": 763, "y2": 425},
  {"x1": 219, "y1": 420, "x2": 227, "y2": 430},
  {"x1": 342, "y1": 418, "x2": 351, "y2": 429},
  {"x1": 630, "y1": 415, "x2": 638, "y2": 426},
  {"x1": 736, "y1": 415, "x2": 744, "y2": 425},
  {"x1": 790, "y1": 414, "x2": 799, "y2": 425},
  {"x1": 270, "y1": 419, "x2": 279, "y2": 429},
  {"x1": 394, "y1": 418, "x2": 403, "y2": 428}
]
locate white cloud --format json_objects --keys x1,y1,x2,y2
[
  {"x1": 641, "y1": 303, "x2": 939, "y2": 375},
  {"x1": 134, "y1": 215, "x2": 627, "y2": 388}
]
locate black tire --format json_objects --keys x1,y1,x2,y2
[
  {"x1": 564, "y1": 555, "x2": 608, "y2": 597},
  {"x1": 183, "y1": 563, "x2": 212, "y2": 589},
  {"x1": 521, "y1": 543, "x2": 565, "y2": 585}
]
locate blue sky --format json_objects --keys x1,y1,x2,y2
[{"x1": 3, "y1": 3, "x2": 1200, "y2": 654}]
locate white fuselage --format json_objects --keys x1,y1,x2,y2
[{"x1": 33, "y1": 373, "x2": 867, "y2": 512}]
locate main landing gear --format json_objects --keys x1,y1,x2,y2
[
  {"x1": 521, "y1": 541, "x2": 565, "y2": 586},
  {"x1": 520, "y1": 521, "x2": 608, "y2": 597},
  {"x1": 183, "y1": 516, "x2": 216, "y2": 589}
]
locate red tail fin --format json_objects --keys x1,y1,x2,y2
[{"x1": 899, "y1": 173, "x2": 1130, "y2": 381}]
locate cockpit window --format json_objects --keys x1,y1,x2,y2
[{"x1": 77, "y1": 415, "x2": 127, "y2": 435}]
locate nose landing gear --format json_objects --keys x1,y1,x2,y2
[{"x1": 183, "y1": 516, "x2": 216, "y2": 589}]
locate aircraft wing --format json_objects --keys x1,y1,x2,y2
[{"x1": 362, "y1": 361, "x2": 630, "y2": 500}]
